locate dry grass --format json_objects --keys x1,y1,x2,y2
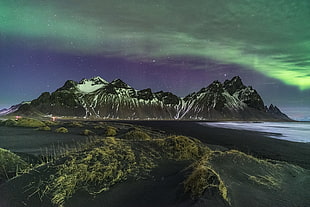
[
  {"x1": 36, "y1": 126, "x2": 51, "y2": 131},
  {"x1": 16, "y1": 118, "x2": 46, "y2": 128},
  {"x1": 156, "y1": 135, "x2": 207, "y2": 160},
  {"x1": 0, "y1": 148, "x2": 29, "y2": 181},
  {"x1": 55, "y1": 127, "x2": 69, "y2": 133},
  {"x1": 123, "y1": 129, "x2": 151, "y2": 141},
  {"x1": 105, "y1": 126, "x2": 117, "y2": 136},
  {"x1": 184, "y1": 152, "x2": 229, "y2": 203},
  {"x1": 81, "y1": 129, "x2": 95, "y2": 136},
  {"x1": 45, "y1": 136, "x2": 156, "y2": 206}
]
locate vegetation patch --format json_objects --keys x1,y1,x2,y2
[
  {"x1": 123, "y1": 129, "x2": 151, "y2": 141},
  {"x1": 2, "y1": 119, "x2": 18, "y2": 127},
  {"x1": 184, "y1": 165, "x2": 228, "y2": 201},
  {"x1": 69, "y1": 121, "x2": 84, "y2": 127},
  {"x1": 55, "y1": 127, "x2": 69, "y2": 133},
  {"x1": 156, "y1": 135, "x2": 207, "y2": 160},
  {"x1": 105, "y1": 126, "x2": 117, "y2": 136},
  {"x1": 45, "y1": 137, "x2": 156, "y2": 206},
  {"x1": 0, "y1": 148, "x2": 29, "y2": 182},
  {"x1": 15, "y1": 118, "x2": 46, "y2": 128},
  {"x1": 82, "y1": 129, "x2": 95, "y2": 136},
  {"x1": 44, "y1": 120, "x2": 59, "y2": 126},
  {"x1": 36, "y1": 126, "x2": 51, "y2": 131},
  {"x1": 184, "y1": 152, "x2": 229, "y2": 203},
  {"x1": 248, "y1": 175, "x2": 280, "y2": 189}
]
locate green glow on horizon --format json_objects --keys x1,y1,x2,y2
[{"x1": 1, "y1": 0, "x2": 310, "y2": 90}]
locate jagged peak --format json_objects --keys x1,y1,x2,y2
[
  {"x1": 224, "y1": 76, "x2": 246, "y2": 95},
  {"x1": 139, "y1": 88, "x2": 153, "y2": 93},
  {"x1": 89, "y1": 76, "x2": 109, "y2": 84},
  {"x1": 79, "y1": 76, "x2": 108, "y2": 85},
  {"x1": 110, "y1": 79, "x2": 131, "y2": 88},
  {"x1": 205, "y1": 80, "x2": 223, "y2": 92}
]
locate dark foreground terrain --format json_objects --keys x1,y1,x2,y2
[
  {"x1": 123, "y1": 121, "x2": 310, "y2": 169},
  {"x1": 0, "y1": 119, "x2": 309, "y2": 207}
]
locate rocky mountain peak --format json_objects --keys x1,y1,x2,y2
[
  {"x1": 154, "y1": 91, "x2": 180, "y2": 105},
  {"x1": 89, "y1": 76, "x2": 108, "y2": 85},
  {"x1": 110, "y1": 79, "x2": 131, "y2": 89},
  {"x1": 224, "y1": 76, "x2": 246, "y2": 95},
  {"x1": 56, "y1": 80, "x2": 78, "y2": 92},
  {"x1": 137, "y1": 88, "x2": 154, "y2": 100}
]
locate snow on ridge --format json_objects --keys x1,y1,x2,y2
[
  {"x1": 77, "y1": 76, "x2": 108, "y2": 93},
  {"x1": 90, "y1": 76, "x2": 109, "y2": 84},
  {"x1": 77, "y1": 82, "x2": 105, "y2": 93}
]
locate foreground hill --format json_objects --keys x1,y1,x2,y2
[{"x1": 14, "y1": 76, "x2": 290, "y2": 121}]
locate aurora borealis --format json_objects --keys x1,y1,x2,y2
[{"x1": 1, "y1": 0, "x2": 310, "y2": 120}]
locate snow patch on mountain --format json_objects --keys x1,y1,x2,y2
[{"x1": 77, "y1": 77, "x2": 108, "y2": 93}]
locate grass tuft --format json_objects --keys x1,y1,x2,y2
[
  {"x1": 82, "y1": 129, "x2": 95, "y2": 136},
  {"x1": 37, "y1": 126, "x2": 51, "y2": 131},
  {"x1": 55, "y1": 127, "x2": 69, "y2": 133},
  {"x1": 156, "y1": 135, "x2": 206, "y2": 160},
  {"x1": 0, "y1": 148, "x2": 29, "y2": 182},
  {"x1": 46, "y1": 137, "x2": 156, "y2": 206},
  {"x1": 184, "y1": 152, "x2": 229, "y2": 203},
  {"x1": 105, "y1": 126, "x2": 117, "y2": 136},
  {"x1": 16, "y1": 118, "x2": 46, "y2": 128},
  {"x1": 123, "y1": 129, "x2": 151, "y2": 141}
]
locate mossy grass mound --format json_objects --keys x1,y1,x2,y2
[
  {"x1": 30, "y1": 132, "x2": 207, "y2": 206},
  {"x1": 69, "y1": 121, "x2": 84, "y2": 127},
  {"x1": 43, "y1": 120, "x2": 59, "y2": 126},
  {"x1": 156, "y1": 135, "x2": 207, "y2": 160},
  {"x1": 184, "y1": 151, "x2": 229, "y2": 203},
  {"x1": 45, "y1": 137, "x2": 156, "y2": 206},
  {"x1": 82, "y1": 129, "x2": 95, "y2": 136},
  {"x1": 105, "y1": 126, "x2": 117, "y2": 136},
  {"x1": 1, "y1": 118, "x2": 46, "y2": 128},
  {"x1": 55, "y1": 127, "x2": 69, "y2": 133},
  {"x1": 16, "y1": 118, "x2": 46, "y2": 128},
  {"x1": 123, "y1": 129, "x2": 151, "y2": 141},
  {"x1": 36, "y1": 126, "x2": 51, "y2": 131},
  {"x1": 0, "y1": 148, "x2": 29, "y2": 182},
  {"x1": 1, "y1": 119, "x2": 18, "y2": 126}
]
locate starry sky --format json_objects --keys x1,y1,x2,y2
[{"x1": 1, "y1": 0, "x2": 310, "y2": 120}]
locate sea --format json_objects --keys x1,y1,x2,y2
[{"x1": 199, "y1": 122, "x2": 310, "y2": 143}]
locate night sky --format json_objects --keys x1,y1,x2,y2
[{"x1": 1, "y1": 0, "x2": 310, "y2": 120}]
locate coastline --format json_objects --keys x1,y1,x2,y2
[{"x1": 122, "y1": 120, "x2": 310, "y2": 169}]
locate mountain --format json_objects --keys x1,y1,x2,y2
[
  {"x1": 0, "y1": 102, "x2": 30, "y2": 117},
  {"x1": 13, "y1": 76, "x2": 291, "y2": 121}
]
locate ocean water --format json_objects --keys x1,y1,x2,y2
[{"x1": 199, "y1": 122, "x2": 310, "y2": 143}]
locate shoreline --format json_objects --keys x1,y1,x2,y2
[{"x1": 121, "y1": 120, "x2": 310, "y2": 169}]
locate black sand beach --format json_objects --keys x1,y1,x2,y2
[
  {"x1": 1, "y1": 120, "x2": 309, "y2": 207},
  {"x1": 122, "y1": 121, "x2": 310, "y2": 169}
]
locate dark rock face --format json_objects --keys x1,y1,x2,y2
[
  {"x1": 110, "y1": 79, "x2": 131, "y2": 89},
  {"x1": 13, "y1": 76, "x2": 291, "y2": 121},
  {"x1": 137, "y1": 89, "x2": 154, "y2": 100},
  {"x1": 30, "y1": 91, "x2": 85, "y2": 117},
  {"x1": 223, "y1": 76, "x2": 245, "y2": 95},
  {"x1": 237, "y1": 87, "x2": 265, "y2": 111},
  {"x1": 154, "y1": 91, "x2": 180, "y2": 105},
  {"x1": 265, "y1": 104, "x2": 290, "y2": 120},
  {"x1": 56, "y1": 80, "x2": 77, "y2": 92}
]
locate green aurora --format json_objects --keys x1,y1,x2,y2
[{"x1": 1, "y1": 0, "x2": 310, "y2": 89}]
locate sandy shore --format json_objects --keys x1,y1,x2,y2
[{"x1": 122, "y1": 121, "x2": 310, "y2": 169}]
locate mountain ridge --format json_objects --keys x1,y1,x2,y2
[{"x1": 11, "y1": 76, "x2": 291, "y2": 121}]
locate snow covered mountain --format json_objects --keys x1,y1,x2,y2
[{"x1": 14, "y1": 76, "x2": 290, "y2": 121}]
